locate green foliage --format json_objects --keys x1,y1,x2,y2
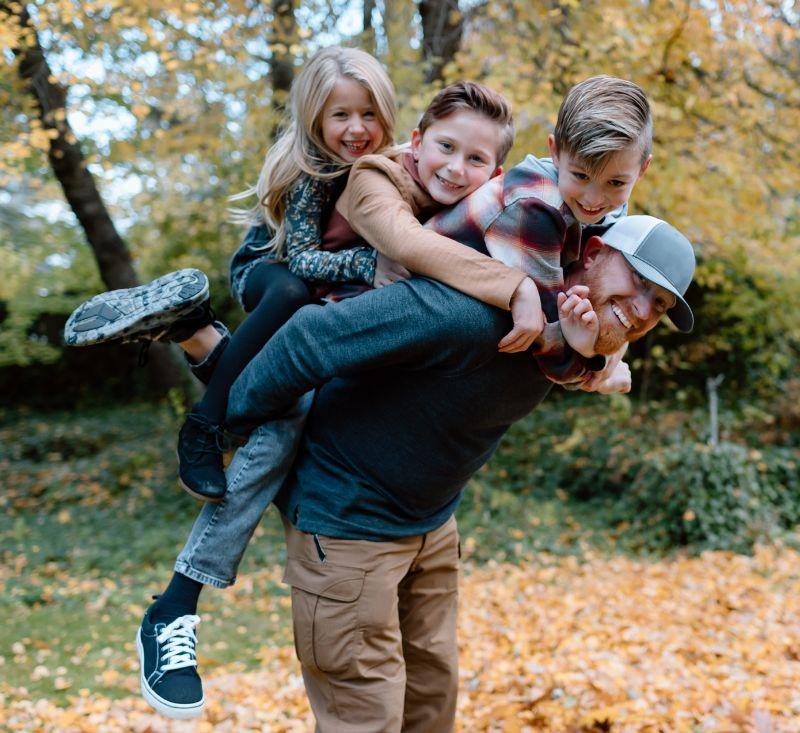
[
  {"x1": 614, "y1": 443, "x2": 793, "y2": 553},
  {"x1": 463, "y1": 393, "x2": 800, "y2": 555},
  {"x1": 0, "y1": 200, "x2": 104, "y2": 368}
]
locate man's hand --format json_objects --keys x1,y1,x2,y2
[
  {"x1": 584, "y1": 359, "x2": 631, "y2": 394},
  {"x1": 498, "y1": 278, "x2": 544, "y2": 353},
  {"x1": 373, "y1": 252, "x2": 411, "y2": 288},
  {"x1": 557, "y1": 285, "x2": 598, "y2": 358},
  {"x1": 581, "y1": 342, "x2": 628, "y2": 392}
]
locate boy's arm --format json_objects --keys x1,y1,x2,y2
[
  {"x1": 226, "y1": 278, "x2": 500, "y2": 435},
  {"x1": 284, "y1": 175, "x2": 378, "y2": 285},
  {"x1": 345, "y1": 165, "x2": 527, "y2": 310},
  {"x1": 484, "y1": 198, "x2": 602, "y2": 384}
]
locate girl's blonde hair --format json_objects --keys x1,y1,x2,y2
[{"x1": 231, "y1": 46, "x2": 396, "y2": 257}]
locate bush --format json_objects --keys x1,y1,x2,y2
[{"x1": 615, "y1": 442, "x2": 799, "y2": 552}]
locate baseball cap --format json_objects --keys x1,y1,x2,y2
[{"x1": 600, "y1": 215, "x2": 695, "y2": 332}]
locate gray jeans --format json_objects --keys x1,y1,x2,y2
[{"x1": 174, "y1": 391, "x2": 314, "y2": 588}]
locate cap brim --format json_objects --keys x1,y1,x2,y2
[{"x1": 621, "y1": 253, "x2": 694, "y2": 333}]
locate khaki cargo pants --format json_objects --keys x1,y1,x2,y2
[{"x1": 282, "y1": 515, "x2": 460, "y2": 733}]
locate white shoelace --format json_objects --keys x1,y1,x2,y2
[{"x1": 156, "y1": 614, "x2": 201, "y2": 672}]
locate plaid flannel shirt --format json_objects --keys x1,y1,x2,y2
[{"x1": 426, "y1": 155, "x2": 599, "y2": 385}]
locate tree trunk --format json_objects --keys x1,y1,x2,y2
[
  {"x1": 360, "y1": 0, "x2": 377, "y2": 54},
  {"x1": 419, "y1": 0, "x2": 464, "y2": 84},
  {"x1": 269, "y1": 0, "x2": 298, "y2": 115},
  {"x1": 3, "y1": 2, "x2": 186, "y2": 393}
]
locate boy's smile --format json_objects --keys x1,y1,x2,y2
[
  {"x1": 548, "y1": 137, "x2": 650, "y2": 225},
  {"x1": 321, "y1": 77, "x2": 385, "y2": 163},
  {"x1": 411, "y1": 110, "x2": 503, "y2": 206}
]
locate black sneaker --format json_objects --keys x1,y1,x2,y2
[
  {"x1": 64, "y1": 269, "x2": 210, "y2": 347},
  {"x1": 136, "y1": 606, "x2": 204, "y2": 719},
  {"x1": 177, "y1": 410, "x2": 228, "y2": 502}
]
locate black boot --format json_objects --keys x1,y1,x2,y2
[{"x1": 177, "y1": 410, "x2": 228, "y2": 501}]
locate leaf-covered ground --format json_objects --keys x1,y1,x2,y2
[{"x1": 3, "y1": 546, "x2": 800, "y2": 732}]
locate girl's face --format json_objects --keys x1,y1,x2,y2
[{"x1": 320, "y1": 77, "x2": 385, "y2": 163}]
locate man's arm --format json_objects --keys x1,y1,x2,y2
[{"x1": 226, "y1": 278, "x2": 503, "y2": 435}]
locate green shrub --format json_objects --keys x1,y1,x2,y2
[{"x1": 615, "y1": 441, "x2": 800, "y2": 552}]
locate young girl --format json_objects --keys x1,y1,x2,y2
[{"x1": 65, "y1": 46, "x2": 400, "y2": 502}]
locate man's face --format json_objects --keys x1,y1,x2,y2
[
  {"x1": 549, "y1": 136, "x2": 650, "y2": 225},
  {"x1": 580, "y1": 245, "x2": 677, "y2": 354}
]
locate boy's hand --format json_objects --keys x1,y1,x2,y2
[
  {"x1": 498, "y1": 278, "x2": 544, "y2": 353},
  {"x1": 373, "y1": 252, "x2": 411, "y2": 288},
  {"x1": 558, "y1": 285, "x2": 598, "y2": 358}
]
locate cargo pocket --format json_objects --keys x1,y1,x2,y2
[{"x1": 284, "y1": 556, "x2": 366, "y2": 675}]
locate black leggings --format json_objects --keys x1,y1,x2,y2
[{"x1": 195, "y1": 262, "x2": 313, "y2": 424}]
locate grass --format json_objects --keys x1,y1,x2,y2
[
  {"x1": 2, "y1": 396, "x2": 787, "y2": 704},
  {"x1": 0, "y1": 404, "x2": 295, "y2": 703}
]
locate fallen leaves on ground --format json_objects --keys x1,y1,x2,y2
[{"x1": 3, "y1": 546, "x2": 800, "y2": 732}]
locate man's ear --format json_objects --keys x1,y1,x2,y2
[
  {"x1": 490, "y1": 165, "x2": 503, "y2": 179},
  {"x1": 638, "y1": 154, "x2": 652, "y2": 179},
  {"x1": 582, "y1": 236, "x2": 606, "y2": 268},
  {"x1": 410, "y1": 128, "x2": 422, "y2": 161},
  {"x1": 547, "y1": 134, "x2": 559, "y2": 166}
]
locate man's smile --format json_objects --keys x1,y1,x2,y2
[{"x1": 611, "y1": 302, "x2": 632, "y2": 329}]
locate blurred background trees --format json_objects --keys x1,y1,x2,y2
[{"x1": 1, "y1": 0, "x2": 798, "y2": 410}]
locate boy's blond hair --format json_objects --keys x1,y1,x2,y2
[
  {"x1": 553, "y1": 76, "x2": 652, "y2": 175},
  {"x1": 232, "y1": 46, "x2": 396, "y2": 256},
  {"x1": 418, "y1": 81, "x2": 515, "y2": 165}
]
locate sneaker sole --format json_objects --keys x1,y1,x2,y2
[
  {"x1": 179, "y1": 476, "x2": 225, "y2": 503},
  {"x1": 64, "y1": 269, "x2": 209, "y2": 346},
  {"x1": 176, "y1": 447, "x2": 226, "y2": 503},
  {"x1": 136, "y1": 627, "x2": 205, "y2": 720}
]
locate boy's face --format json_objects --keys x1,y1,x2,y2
[
  {"x1": 411, "y1": 110, "x2": 503, "y2": 206},
  {"x1": 549, "y1": 135, "x2": 651, "y2": 225}
]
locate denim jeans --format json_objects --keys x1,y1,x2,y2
[{"x1": 174, "y1": 391, "x2": 314, "y2": 588}]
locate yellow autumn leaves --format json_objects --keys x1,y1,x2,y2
[{"x1": 3, "y1": 546, "x2": 799, "y2": 731}]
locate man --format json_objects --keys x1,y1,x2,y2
[{"x1": 224, "y1": 214, "x2": 695, "y2": 732}]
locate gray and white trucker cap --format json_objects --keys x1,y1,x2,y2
[{"x1": 601, "y1": 215, "x2": 695, "y2": 332}]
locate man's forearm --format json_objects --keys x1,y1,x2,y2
[{"x1": 225, "y1": 279, "x2": 494, "y2": 434}]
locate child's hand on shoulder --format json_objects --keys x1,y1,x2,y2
[
  {"x1": 373, "y1": 252, "x2": 411, "y2": 288},
  {"x1": 558, "y1": 285, "x2": 598, "y2": 358},
  {"x1": 498, "y1": 278, "x2": 544, "y2": 353}
]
